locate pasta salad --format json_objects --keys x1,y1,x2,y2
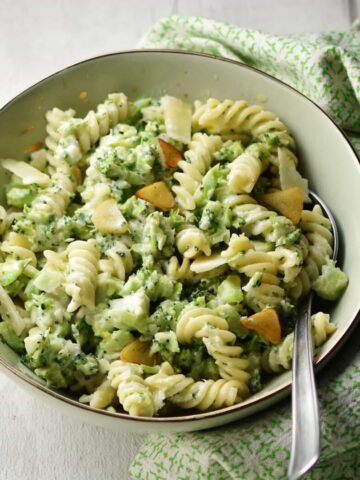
[{"x1": 0, "y1": 93, "x2": 348, "y2": 417}]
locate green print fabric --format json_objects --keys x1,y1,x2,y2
[{"x1": 129, "y1": 16, "x2": 360, "y2": 480}]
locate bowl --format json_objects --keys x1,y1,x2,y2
[{"x1": 0, "y1": 50, "x2": 359, "y2": 433}]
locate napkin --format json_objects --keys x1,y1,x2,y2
[{"x1": 129, "y1": 17, "x2": 360, "y2": 480}]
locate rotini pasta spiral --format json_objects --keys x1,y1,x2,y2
[
  {"x1": 45, "y1": 107, "x2": 75, "y2": 152},
  {"x1": 79, "y1": 379, "x2": 116, "y2": 409},
  {"x1": 1, "y1": 232, "x2": 37, "y2": 276},
  {"x1": 228, "y1": 151, "x2": 262, "y2": 194},
  {"x1": 192, "y1": 98, "x2": 295, "y2": 148},
  {"x1": 146, "y1": 362, "x2": 245, "y2": 410},
  {"x1": 176, "y1": 307, "x2": 250, "y2": 394},
  {"x1": 274, "y1": 234, "x2": 309, "y2": 283},
  {"x1": 262, "y1": 332, "x2": 294, "y2": 373},
  {"x1": 243, "y1": 272, "x2": 286, "y2": 312},
  {"x1": 172, "y1": 133, "x2": 222, "y2": 210},
  {"x1": 232, "y1": 198, "x2": 296, "y2": 245},
  {"x1": 289, "y1": 206, "x2": 333, "y2": 299},
  {"x1": 262, "y1": 312, "x2": 336, "y2": 373},
  {"x1": 228, "y1": 144, "x2": 270, "y2": 194},
  {"x1": 312, "y1": 312, "x2": 336, "y2": 347},
  {"x1": 29, "y1": 159, "x2": 78, "y2": 223},
  {"x1": 108, "y1": 360, "x2": 156, "y2": 417},
  {"x1": 65, "y1": 239, "x2": 99, "y2": 313},
  {"x1": 57, "y1": 93, "x2": 129, "y2": 156},
  {"x1": 98, "y1": 240, "x2": 133, "y2": 281},
  {"x1": 176, "y1": 225, "x2": 211, "y2": 258},
  {"x1": 221, "y1": 234, "x2": 278, "y2": 276},
  {"x1": 300, "y1": 205, "x2": 333, "y2": 273},
  {"x1": 166, "y1": 256, "x2": 194, "y2": 282}
]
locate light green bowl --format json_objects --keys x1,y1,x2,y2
[{"x1": 0, "y1": 50, "x2": 359, "y2": 433}]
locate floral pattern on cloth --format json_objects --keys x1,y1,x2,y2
[
  {"x1": 129, "y1": 16, "x2": 360, "y2": 480},
  {"x1": 139, "y1": 16, "x2": 360, "y2": 155}
]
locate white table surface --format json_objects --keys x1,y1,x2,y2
[{"x1": 0, "y1": 1, "x2": 358, "y2": 479}]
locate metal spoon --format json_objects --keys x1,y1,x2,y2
[{"x1": 287, "y1": 190, "x2": 338, "y2": 480}]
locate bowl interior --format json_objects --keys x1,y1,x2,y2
[{"x1": 0, "y1": 50, "x2": 359, "y2": 430}]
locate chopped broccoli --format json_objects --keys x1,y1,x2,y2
[
  {"x1": 0, "y1": 259, "x2": 31, "y2": 287},
  {"x1": 213, "y1": 140, "x2": 244, "y2": 162},
  {"x1": 132, "y1": 212, "x2": 175, "y2": 268},
  {"x1": 217, "y1": 274, "x2": 243, "y2": 305},
  {"x1": 150, "y1": 331, "x2": 180, "y2": 359},
  {"x1": 249, "y1": 368, "x2": 263, "y2": 393},
  {"x1": 127, "y1": 98, "x2": 153, "y2": 125},
  {"x1": 147, "y1": 300, "x2": 187, "y2": 335},
  {"x1": 121, "y1": 267, "x2": 182, "y2": 302},
  {"x1": 194, "y1": 164, "x2": 228, "y2": 208},
  {"x1": 23, "y1": 328, "x2": 99, "y2": 389},
  {"x1": 6, "y1": 183, "x2": 37, "y2": 209},
  {"x1": 172, "y1": 340, "x2": 219, "y2": 381},
  {"x1": 0, "y1": 321, "x2": 25, "y2": 353},
  {"x1": 198, "y1": 200, "x2": 231, "y2": 245},
  {"x1": 97, "y1": 330, "x2": 134, "y2": 357},
  {"x1": 313, "y1": 259, "x2": 348, "y2": 301},
  {"x1": 106, "y1": 291, "x2": 150, "y2": 333},
  {"x1": 71, "y1": 318, "x2": 99, "y2": 354}
]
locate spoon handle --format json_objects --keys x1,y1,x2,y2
[{"x1": 288, "y1": 293, "x2": 321, "y2": 480}]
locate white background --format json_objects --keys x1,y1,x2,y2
[{"x1": 0, "y1": 1, "x2": 359, "y2": 479}]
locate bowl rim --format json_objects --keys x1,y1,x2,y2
[{"x1": 0, "y1": 48, "x2": 359, "y2": 424}]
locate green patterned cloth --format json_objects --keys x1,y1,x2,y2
[
  {"x1": 129, "y1": 16, "x2": 360, "y2": 480},
  {"x1": 138, "y1": 16, "x2": 360, "y2": 155}
]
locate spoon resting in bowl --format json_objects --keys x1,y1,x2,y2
[{"x1": 288, "y1": 190, "x2": 339, "y2": 480}]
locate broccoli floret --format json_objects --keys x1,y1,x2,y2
[
  {"x1": 313, "y1": 259, "x2": 348, "y2": 301},
  {"x1": 71, "y1": 318, "x2": 99, "y2": 354},
  {"x1": 172, "y1": 340, "x2": 219, "y2": 381},
  {"x1": 214, "y1": 304, "x2": 248, "y2": 338},
  {"x1": 168, "y1": 209, "x2": 187, "y2": 230},
  {"x1": 93, "y1": 126, "x2": 157, "y2": 186},
  {"x1": 6, "y1": 183, "x2": 37, "y2": 209},
  {"x1": 96, "y1": 273, "x2": 124, "y2": 304},
  {"x1": 213, "y1": 140, "x2": 243, "y2": 162},
  {"x1": 249, "y1": 368, "x2": 262, "y2": 393},
  {"x1": 194, "y1": 164, "x2": 228, "y2": 208},
  {"x1": 120, "y1": 195, "x2": 154, "y2": 221},
  {"x1": 246, "y1": 143, "x2": 270, "y2": 162},
  {"x1": 184, "y1": 276, "x2": 222, "y2": 303},
  {"x1": 132, "y1": 212, "x2": 175, "y2": 268},
  {"x1": 0, "y1": 259, "x2": 31, "y2": 287},
  {"x1": 198, "y1": 200, "x2": 231, "y2": 245},
  {"x1": 121, "y1": 267, "x2": 182, "y2": 302},
  {"x1": 147, "y1": 300, "x2": 187, "y2": 335},
  {"x1": 23, "y1": 328, "x2": 99, "y2": 389},
  {"x1": 276, "y1": 227, "x2": 302, "y2": 247},
  {"x1": 105, "y1": 291, "x2": 150, "y2": 334},
  {"x1": 0, "y1": 321, "x2": 25, "y2": 353},
  {"x1": 97, "y1": 330, "x2": 134, "y2": 357},
  {"x1": 150, "y1": 331, "x2": 180, "y2": 363},
  {"x1": 67, "y1": 210, "x2": 95, "y2": 240},
  {"x1": 201, "y1": 358, "x2": 220, "y2": 380},
  {"x1": 127, "y1": 98, "x2": 153, "y2": 125},
  {"x1": 252, "y1": 176, "x2": 271, "y2": 196},
  {"x1": 13, "y1": 214, "x2": 71, "y2": 251},
  {"x1": 217, "y1": 274, "x2": 243, "y2": 305}
]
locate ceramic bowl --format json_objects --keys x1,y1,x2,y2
[{"x1": 0, "y1": 50, "x2": 359, "y2": 433}]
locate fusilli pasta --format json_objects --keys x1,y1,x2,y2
[
  {"x1": 172, "y1": 133, "x2": 222, "y2": 210},
  {"x1": 0, "y1": 92, "x2": 346, "y2": 419},
  {"x1": 65, "y1": 240, "x2": 99, "y2": 312}
]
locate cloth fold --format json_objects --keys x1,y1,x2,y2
[{"x1": 129, "y1": 16, "x2": 360, "y2": 480}]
